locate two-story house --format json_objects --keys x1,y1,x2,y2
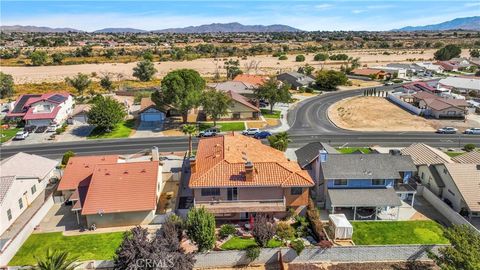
[
  {"x1": 0, "y1": 153, "x2": 59, "y2": 235},
  {"x1": 189, "y1": 134, "x2": 315, "y2": 221},
  {"x1": 6, "y1": 93, "x2": 73, "y2": 126},
  {"x1": 311, "y1": 150, "x2": 417, "y2": 220}
]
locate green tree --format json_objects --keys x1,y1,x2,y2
[
  {"x1": 29, "y1": 51, "x2": 48, "y2": 66},
  {"x1": 224, "y1": 59, "x2": 242, "y2": 80},
  {"x1": 428, "y1": 225, "x2": 480, "y2": 270},
  {"x1": 65, "y1": 73, "x2": 91, "y2": 96},
  {"x1": 254, "y1": 77, "x2": 291, "y2": 113},
  {"x1": 61, "y1": 151, "x2": 75, "y2": 166},
  {"x1": 298, "y1": 64, "x2": 315, "y2": 76},
  {"x1": 51, "y1": 53, "x2": 65, "y2": 65},
  {"x1": 186, "y1": 207, "x2": 215, "y2": 252},
  {"x1": 295, "y1": 54, "x2": 306, "y2": 62},
  {"x1": 470, "y1": 49, "x2": 480, "y2": 58},
  {"x1": 278, "y1": 55, "x2": 288, "y2": 60},
  {"x1": 464, "y1": 144, "x2": 476, "y2": 152},
  {"x1": 434, "y1": 44, "x2": 462, "y2": 61},
  {"x1": 133, "y1": 60, "x2": 157, "y2": 81},
  {"x1": 182, "y1": 124, "x2": 197, "y2": 156},
  {"x1": 32, "y1": 249, "x2": 78, "y2": 270},
  {"x1": 201, "y1": 89, "x2": 232, "y2": 126},
  {"x1": 99, "y1": 74, "x2": 113, "y2": 92},
  {"x1": 267, "y1": 132, "x2": 291, "y2": 152},
  {"x1": 0, "y1": 72, "x2": 15, "y2": 99},
  {"x1": 314, "y1": 53, "x2": 329, "y2": 61},
  {"x1": 152, "y1": 69, "x2": 205, "y2": 123},
  {"x1": 104, "y1": 49, "x2": 116, "y2": 59},
  {"x1": 315, "y1": 70, "x2": 348, "y2": 90},
  {"x1": 142, "y1": 51, "x2": 154, "y2": 61},
  {"x1": 87, "y1": 96, "x2": 126, "y2": 131}
]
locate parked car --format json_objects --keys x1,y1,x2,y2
[
  {"x1": 35, "y1": 126, "x2": 48, "y2": 133},
  {"x1": 253, "y1": 131, "x2": 272, "y2": 139},
  {"x1": 46, "y1": 124, "x2": 59, "y2": 132},
  {"x1": 24, "y1": 125, "x2": 36, "y2": 133},
  {"x1": 198, "y1": 128, "x2": 219, "y2": 137},
  {"x1": 242, "y1": 128, "x2": 260, "y2": 136},
  {"x1": 464, "y1": 128, "x2": 480, "y2": 135},
  {"x1": 384, "y1": 81, "x2": 394, "y2": 86},
  {"x1": 436, "y1": 127, "x2": 458, "y2": 134},
  {"x1": 14, "y1": 130, "x2": 29, "y2": 140}
]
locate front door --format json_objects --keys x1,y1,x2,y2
[{"x1": 227, "y1": 188, "x2": 238, "y2": 201}]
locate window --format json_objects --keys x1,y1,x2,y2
[
  {"x1": 372, "y1": 179, "x2": 386, "y2": 186},
  {"x1": 7, "y1": 209, "x2": 12, "y2": 221},
  {"x1": 18, "y1": 198, "x2": 23, "y2": 209},
  {"x1": 333, "y1": 179, "x2": 348, "y2": 186},
  {"x1": 421, "y1": 172, "x2": 424, "y2": 180},
  {"x1": 31, "y1": 184, "x2": 37, "y2": 195},
  {"x1": 232, "y1": 113, "x2": 241, "y2": 119},
  {"x1": 291, "y1": 187, "x2": 303, "y2": 195},
  {"x1": 201, "y1": 188, "x2": 220, "y2": 197}
]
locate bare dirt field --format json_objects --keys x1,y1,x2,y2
[{"x1": 1, "y1": 49, "x2": 470, "y2": 84}]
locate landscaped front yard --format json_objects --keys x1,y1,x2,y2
[
  {"x1": 1, "y1": 127, "x2": 20, "y2": 143},
  {"x1": 352, "y1": 221, "x2": 449, "y2": 245},
  {"x1": 221, "y1": 236, "x2": 283, "y2": 250},
  {"x1": 9, "y1": 232, "x2": 124, "y2": 266},
  {"x1": 87, "y1": 119, "x2": 135, "y2": 139},
  {"x1": 336, "y1": 147, "x2": 372, "y2": 154},
  {"x1": 260, "y1": 109, "x2": 281, "y2": 119},
  {"x1": 199, "y1": 122, "x2": 245, "y2": 132}
]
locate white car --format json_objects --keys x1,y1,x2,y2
[
  {"x1": 436, "y1": 127, "x2": 458, "y2": 134},
  {"x1": 242, "y1": 128, "x2": 260, "y2": 135},
  {"x1": 465, "y1": 128, "x2": 480, "y2": 135},
  {"x1": 14, "y1": 130, "x2": 29, "y2": 140},
  {"x1": 198, "y1": 128, "x2": 219, "y2": 137},
  {"x1": 46, "y1": 124, "x2": 59, "y2": 132}
]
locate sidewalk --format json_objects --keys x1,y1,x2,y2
[{"x1": 265, "y1": 94, "x2": 315, "y2": 133}]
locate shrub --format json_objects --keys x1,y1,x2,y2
[
  {"x1": 252, "y1": 214, "x2": 276, "y2": 247},
  {"x1": 314, "y1": 53, "x2": 328, "y2": 61},
  {"x1": 246, "y1": 246, "x2": 260, "y2": 262},
  {"x1": 290, "y1": 239, "x2": 305, "y2": 255},
  {"x1": 219, "y1": 224, "x2": 236, "y2": 239},
  {"x1": 306, "y1": 199, "x2": 325, "y2": 241},
  {"x1": 464, "y1": 144, "x2": 476, "y2": 152},
  {"x1": 276, "y1": 222, "x2": 295, "y2": 241},
  {"x1": 186, "y1": 207, "x2": 216, "y2": 251},
  {"x1": 278, "y1": 55, "x2": 288, "y2": 60},
  {"x1": 295, "y1": 55, "x2": 305, "y2": 62},
  {"x1": 61, "y1": 151, "x2": 75, "y2": 166}
]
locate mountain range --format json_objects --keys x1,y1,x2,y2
[
  {"x1": 395, "y1": 16, "x2": 480, "y2": 31},
  {"x1": 0, "y1": 25, "x2": 84, "y2": 33}
]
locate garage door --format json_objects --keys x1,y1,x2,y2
[
  {"x1": 73, "y1": 114, "x2": 88, "y2": 124},
  {"x1": 28, "y1": 119, "x2": 51, "y2": 126},
  {"x1": 141, "y1": 113, "x2": 163, "y2": 122}
]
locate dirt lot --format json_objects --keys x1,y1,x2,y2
[
  {"x1": 329, "y1": 97, "x2": 478, "y2": 132},
  {"x1": 1, "y1": 49, "x2": 470, "y2": 84}
]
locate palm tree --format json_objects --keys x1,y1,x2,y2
[
  {"x1": 182, "y1": 124, "x2": 197, "y2": 156},
  {"x1": 32, "y1": 249, "x2": 78, "y2": 270},
  {"x1": 267, "y1": 132, "x2": 291, "y2": 152}
]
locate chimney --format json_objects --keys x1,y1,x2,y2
[
  {"x1": 190, "y1": 157, "x2": 197, "y2": 173},
  {"x1": 152, "y1": 146, "x2": 159, "y2": 161},
  {"x1": 245, "y1": 161, "x2": 254, "y2": 181},
  {"x1": 319, "y1": 149, "x2": 328, "y2": 163}
]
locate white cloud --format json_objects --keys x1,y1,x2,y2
[
  {"x1": 352, "y1": 10, "x2": 366, "y2": 14},
  {"x1": 314, "y1": 4, "x2": 333, "y2": 10}
]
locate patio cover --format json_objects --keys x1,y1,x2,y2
[
  {"x1": 329, "y1": 214, "x2": 353, "y2": 239},
  {"x1": 328, "y1": 188, "x2": 402, "y2": 207}
]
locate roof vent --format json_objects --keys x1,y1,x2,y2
[
  {"x1": 105, "y1": 172, "x2": 110, "y2": 176},
  {"x1": 123, "y1": 171, "x2": 128, "y2": 174},
  {"x1": 141, "y1": 169, "x2": 146, "y2": 173}
]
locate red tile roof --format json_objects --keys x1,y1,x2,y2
[
  {"x1": 81, "y1": 161, "x2": 160, "y2": 215},
  {"x1": 227, "y1": 91, "x2": 259, "y2": 112},
  {"x1": 189, "y1": 134, "x2": 314, "y2": 188},
  {"x1": 58, "y1": 155, "x2": 119, "y2": 191},
  {"x1": 233, "y1": 74, "x2": 267, "y2": 87}
]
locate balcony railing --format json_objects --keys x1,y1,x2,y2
[{"x1": 194, "y1": 197, "x2": 286, "y2": 214}]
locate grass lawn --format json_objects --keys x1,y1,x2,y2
[
  {"x1": 444, "y1": 152, "x2": 464, "y2": 157},
  {"x1": 221, "y1": 236, "x2": 283, "y2": 250},
  {"x1": 88, "y1": 119, "x2": 135, "y2": 139},
  {"x1": 1, "y1": 128, "x2": 20, "y2": 143},
  {"x1": 352, "y1": 221, "x2": 449, "y2": 245},
  {"x1": 9, "y1": 232, "x2": 124, "y2": 266},
  {"x1": 336, "y1": 147, "x2": 372, "y2": 154},
  {"x1": 198, "y1": 122, "x2": 245, "y2": 132},
  {"x1": 260, "y1": 109, "x2": 281, "y2": 119}
]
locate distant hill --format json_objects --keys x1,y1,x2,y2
[
  {"x1": 395, "y1": 16, "x2": 480, "y2": 31},
  {"x1": 0, "y1": 25, "x2": 83, "y2": 33},
  {"x1": 153, "y1": 22, "x2": 302, "y2": 33},
  {"x1": 93, "y1": 28, "x2": 148, "y2": 33}
]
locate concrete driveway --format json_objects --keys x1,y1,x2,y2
[
  {"x1": 131, "y1": 121, "x2": 164, "y2": 138},
  {"x1": 4, "y1": 129, "x2": 53, "y2": 145},
  {"x1": 56, "y1": 123, "x2": 95, "y2": 142}
]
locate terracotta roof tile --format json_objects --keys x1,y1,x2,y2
[
  {"x1": 233, "y1": 74, "x2": 267, "y2": 87},
  {"x1": 81, "y1": 161, "x2": 160, "y2": 215},
  {"x1": 190, "y1": 134, "x2": 314, "y2": 188}
]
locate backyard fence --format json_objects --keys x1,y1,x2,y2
[
  {"x1": 417, "y1": 186, "x2": 479, "y2": 233},
  {"x1": 387, "y1": 93, "x2": 424, "y2": 115}
]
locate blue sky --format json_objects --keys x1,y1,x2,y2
[{"x1": 1, "y1": 1, "x2": 479, "y2": 31}]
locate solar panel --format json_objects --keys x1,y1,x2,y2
[
  {"x1": 11, "y1": 94, "x2": 41, "y2": 113},
  {"x1": 47, "y1": 94, "x2": 67, "y2": 103}
]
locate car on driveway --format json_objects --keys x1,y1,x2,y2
[
  {"x1": 198, "y1": 128, "x2": 219, "y2": 137},
  {"x1": 14, "y1": 130, "x2": 29, "y2": 140},
  {"x1": 242, "y1": 128, "x2": 260, "y2": 136},
  {"x1": 436, "y1": 127, "x2": 458, "y2": 134},
  {"x1": 253, "y1": 131, "x2": 272, "y2": 139},
  {"x1": 47, "y1": 124, "x2": 60, "y2": 132},
  {"x1": 464, "y1": 128, "x2": 480, "y2": 135}
]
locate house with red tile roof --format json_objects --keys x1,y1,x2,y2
[
  {"x1": 189, "y1": 134, "x2": 314, "y2": 220},
  {"x1": 58, "y1": 155, "x2": 162, "y2": 228},
  {"x1": 233, "y1": 74, "x2": 268, "y2": 87},
  {"x1": 412, "y1": 91, "x2": 468, "y2": 119},
  {"x1": 6, "y1": 93, "x2": 73, "y2": 126},
  {"x1": 351, "y1": 68, "x2": 390, "y2": 80}
]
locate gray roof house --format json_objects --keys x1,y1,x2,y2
[
  {"x1": 207, "y1": 81, "x2": 257, "y2": 97},
  {"x1": 277, "y1": 72, "x2": 315, "y2": 90}
]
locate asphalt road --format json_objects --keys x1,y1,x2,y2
[{"x1": 1, "y1": 85, "x2": 479, "y2": 159}]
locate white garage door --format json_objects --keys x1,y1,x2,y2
[{"x1": 141, "y1": 113, "x2": 163, "y2": 122}]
